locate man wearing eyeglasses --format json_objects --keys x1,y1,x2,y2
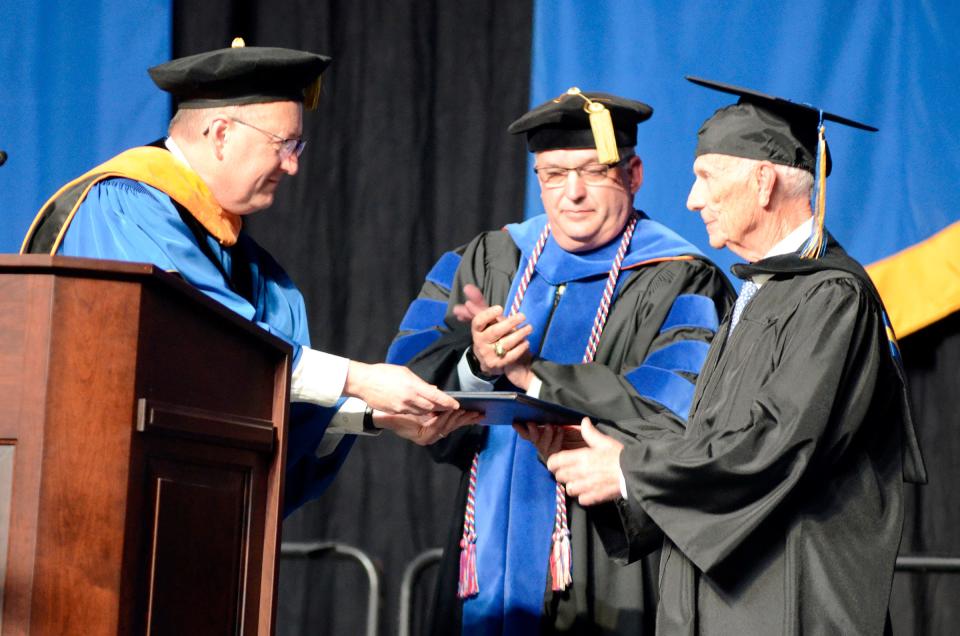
[
  {"x1": 387, "y1": 89, "x2": 734, "y2": 635},
  {"x1": 21, "y1": 42, "x2": 469, "y2": 514},
  {"x1": 527, "y1": 78, "x2": 928, "y2": 635}
]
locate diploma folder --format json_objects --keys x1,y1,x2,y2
[{"x1": 448, "y1": 391, "x2": 587, "y2": 425}]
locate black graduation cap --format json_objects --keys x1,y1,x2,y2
[
  {"x1": 687, "y1": 76, "x2": 878, "y2": 259},
  {"x1": 687, "y1": 76, "x2": 877, "y2": 176},
  {"x1": 508, "y1": 88, "x2": 653, "y2": 164},
  {"x1": 148, "y1": 38, "x2": 331, "y2": 111}
]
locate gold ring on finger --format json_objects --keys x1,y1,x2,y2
[{"x1": 494, "y1": 340, "x2": 506, "y2": 358}]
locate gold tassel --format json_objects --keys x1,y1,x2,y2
[
  {"x1": 587, "y1": 102, "x2": 620, "y2": 164},
  {"x1": 802, "y1": 124, "x2": 828, "y2": 259},
  {"x1": 303, "y1": 76, "x2": 322, "y2": 111},
  {"x1": 565, "y1": 87, "x2": 620, "y2": 165}
]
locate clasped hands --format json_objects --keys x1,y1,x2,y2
[
  {"x1": 453, "y1": 284, "x2": 624, "y2": 505},
  {"x1": 452, "y1": 284, "x2": 536, "y2": 390}
]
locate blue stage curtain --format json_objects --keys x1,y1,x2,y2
[
  {"x1": 527, "y1": 1, "x2": 960, "y2": 282},
  {"x1": 530, "y1": 5, "x2": 960, "y2": 634},
  {"x1": 0, "y1": 0, "x2": 171, "y2": 252}
]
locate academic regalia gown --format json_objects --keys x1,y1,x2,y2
[
  {"x1": 598, "y1": 236, "x2": 927, "y2": 635},
  {"x1": 21, "y1": 145, "x2": 355, "y2": 515},
  {"x1": 387, "y1": 213, "x2": 735, "y2": 635}
]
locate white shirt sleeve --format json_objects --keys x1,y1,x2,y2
[
  {"x1": 456, "y1": 349, "x2": 499, "y2": 391},
  {"x1": 315, "y1": 433, "x2": 345, "y2": 457},
  {"x1": 290, "y1": 349, "x2": 379, "y2": 455},
  {"x1": 290, "y1": 346, "x2": 350, "y2": 406},
  {"x1": 525, "y1": 376, "x2": 543, "y2": 399},
  {"x1": 327, "y1": 397, "x2": 370, "y2": 434},
  {"x1": 314, "y1": 398, "x2": 381, "y2": 457},
  {"x1": 456, "y1": 349, "x2": 545, "y2": 398}
]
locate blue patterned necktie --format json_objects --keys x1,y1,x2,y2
[{"x1": 730, "y1": 279, "x2": 759, "y2": 332}]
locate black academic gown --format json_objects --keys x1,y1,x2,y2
[
  {"x1": 600, "y1": 236, "x2": 926, "y2": 635},
  {"x1": 395, "y1": 225, "x2": 734, "y2": 635}
]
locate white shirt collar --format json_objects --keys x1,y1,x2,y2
[
  {"x1": 766, "y1": 217, "x2": 814, "y2": 258},
  {"x1": 752, "y1": 217, "x2": 814, "y2": 286},
  {"x1": 164, "y1": 136, "x2": 192, "y2": 168}
]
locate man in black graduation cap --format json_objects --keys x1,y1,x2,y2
[
  {"x1": 387, "y1": 88, "x2": 733, "y2": 635},
  {"x1": 531, "y1": 78, "x2": 927, "y2": 634},
  {"x1": 20, "y1": 41, "x2": 470, "y2": 514}
]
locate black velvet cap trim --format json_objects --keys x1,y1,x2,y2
[
  {"x1": 149, "y1": 46, "x2": 331, "y2": 108},
  {"x1": 508, "y1": 90, "x2": 652, "y2": 152}
]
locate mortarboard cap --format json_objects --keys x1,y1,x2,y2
[
  {"x1": 687, "y1": 76, "x2": 878, "y2": 260},
  {"x1": 148, "y1": 38, "x2": 331, "y2": 111},
  {"x1": 508, "y1": 88, "x2": 653, "y2": 164},
  {"x1": 687, "y1": 76, "x2": 877, "y2": 176}
]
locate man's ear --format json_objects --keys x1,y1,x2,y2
[
  {"x1": 626, "y1": 155, "x2": 644, "y2": 195},
  {"x1": 756, "y1": 162, "x2": 777, "y2": 208},
  {"x1": 205, "y1": 115, "x2": 231, "y2": 161}
]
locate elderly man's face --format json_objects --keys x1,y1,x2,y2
[
  {"x1": 686, "y1": 154, "x2": 759, "y2": 258},
  {"x1": 215, "y1": 101, "x2": 303, "y2": 215},
  {"x1": 535, "y1": 148, "x2": 642, "y2": 253}
]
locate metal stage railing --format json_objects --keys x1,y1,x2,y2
[
  {"x1": 278, "y1": 545, "x2": 959, "y2": 636},
  {"x1": 397, "y1": 548, "x2": 443, "y2": 636},
  {"x1": 895, "y1": 555, "x2": 960, "y2": 573},
  {"x1": 280, "y1": 541, "x2": 381, "y2": 636}
]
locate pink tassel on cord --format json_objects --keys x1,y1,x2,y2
[
  {"x1": 458, "y1": 535, "x2": 479, "y2": 598},
  {"x1": 458, "y1": 453, "x2": 481, "y2": 598},
  {"x1": 549, "y1": 483, "x2": 573, "y2": 591},
  {"x1": 549, "y1": 528, "x2": 573, "y2": 591}
]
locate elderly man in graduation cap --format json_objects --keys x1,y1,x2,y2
[
  {"x1": 529, "y1": 78, "x2": 928, "y2": 634},
  {"x1": 387, "y1": 88, "x2": 733, "y2": 634},
  {"x1": 21, "y1": 41, "x2": 474, "y2": 514}
]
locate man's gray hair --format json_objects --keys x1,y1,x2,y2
[
  {"x1": 168, "y1": 108, "x2": 205, "y2": 138},
  {"x1": 771, "y1": 163, "x2": 814, "y2": 199},
  {"x1": 168, "y1": 104, "x2": 245, "y2": 140},
  {"x1": 720, "y1": 154, "x2": 814, "y2": 200}
]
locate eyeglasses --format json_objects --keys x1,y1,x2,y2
[
  {"x1": 533, "y1": 155, "x2": 634, "y2": 188},
  {"x1": 229, "y1": 117, "x2": 306, "y2": 160}
]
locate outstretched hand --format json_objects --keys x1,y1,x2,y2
[
  {"x1": 514, "y1": 421, "x2": 586, "y2": 460},
  {"x1": 545, "y1": 418, "x2": 625, "y2": 506},
  {"x1": 375, "y1": 409, "x2": 482, "y2": 446},
  {"x1": 344, "y1": 361, "x2": 459, "y2": 415},
  {"x1": 514, "y1": 422, "x2": 564, "y2": 461}
]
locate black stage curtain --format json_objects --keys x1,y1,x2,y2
[
  {"x1": 174, "y1": 2, "x2": 533, "y2": 634},
  {"x1": 891, "y1": 310, "x2": 960, "y2": 636},
  {"x1": 174, "y1": 3, "x2": 958, "y2": 634}
]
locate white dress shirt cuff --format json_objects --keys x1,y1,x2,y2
[
  {"x1": 618, "y1": 469, "x2": 628, "y2": 500},
  {"x1": 291, "y1": 346, "x2": 350, "y2": 406},
  {"x1": 526, "y1": 375, "x2": 543, "y2": 399},
  {"x1": 456, "y1": 349, "x2": 498, "y2": 391},
  {"x1": 327, "y1": 397, "x2": 371, "y2": 435},
  {"x1": 315, "y1": 397, "x2": 382, "y2": 458},
  {"x1": 315, "y1": 433, "x2": 345, "y2": 458}
]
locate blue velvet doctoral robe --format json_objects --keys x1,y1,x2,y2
[{"x1": 389, "y1": 213, "x2": 736, "y2": 635}]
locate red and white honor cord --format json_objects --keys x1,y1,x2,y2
[{"x1": 459, "y1": 212, "x2": 639, "y2": 597}]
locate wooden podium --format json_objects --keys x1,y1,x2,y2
[{"x1": 0, "y1": 255, "x2": 292, "y2": 635}]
